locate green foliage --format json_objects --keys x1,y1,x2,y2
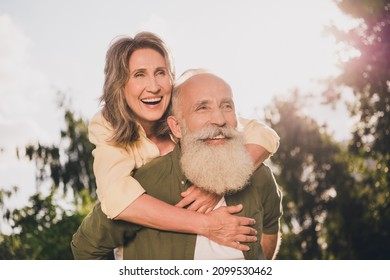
[
  {"x1": 327, "y1": 0, "x2": 390, "y2": 160},
  {"x1": 324, "y1": 151, "x2": 390, "y2": 259},
  {"x1": 0, "y1": 99, "x2": 96, "y2": 259},
  {"x1": 0, "y1": 190, "x2": 85, "y2": 259},
  {"x1": 24, "y1": 107, "x2": 96, "y2": 202},
  {"x1": 321, "y1": 0, "x2": 390, "y2": 259},
  {"x1": 266, "y1": 0, "x2": 390, "y2": 259},
  {"x1": 265, "y1": 92, "x2": 353, "y2": 259},
  {"x1": 265, "y1": 86, "x2": 390, "y2": 259}
]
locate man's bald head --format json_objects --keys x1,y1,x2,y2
[
  {"x1": 166, "y1": 69, "x2": 253, "y2": 195},
  {"x1": 168, "y1": 69, "x2": 238, "y2": 141}
]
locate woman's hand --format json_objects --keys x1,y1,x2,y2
[
  {"x1": 202, "y1": 204, "x2": 257, "y2": 251},
  {"x1": 175, "y1": 186, "x2": 257, "y2": 250},
  {"x1": 175, "y1": 185, "x2": 221, "y2": 213}
]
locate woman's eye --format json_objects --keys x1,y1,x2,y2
[
  {"x1": 134, "y1": 72, "x2": 144, "y2": 78},
  {"x1": 156, "y1": 70, "x2": 166, "y2": 76}
]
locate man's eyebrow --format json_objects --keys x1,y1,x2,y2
[
  {"x1": 221, "y1": 97, "x2": 234, "y2": 104},
  {"x1": 193, "y1": 99, "x2": 210, "y2": 109},
  {"x1": 192, "y1": 97, "x2": 234, "y2": 110}
]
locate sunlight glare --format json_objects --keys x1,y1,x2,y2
[{"x1": 229, "y1": 0, "x2": 360, "y2": 122}]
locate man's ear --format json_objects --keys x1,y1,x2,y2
[{"x1": 167, "y1": 116, "x2": 182, "y2": 139}]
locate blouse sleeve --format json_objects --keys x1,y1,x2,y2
[
  {"x1": 238, "y1": 117, "x2": 280, "y2": 155},
  {"x1": 88, "y1": 112, "x2": 146, "y2": 219}
]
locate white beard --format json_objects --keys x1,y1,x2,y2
[{"x1": 179, "y1": 124, "x2": 254, "y2": 195}]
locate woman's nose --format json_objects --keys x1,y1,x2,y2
[{"x1": 146, "y1": 76, "x2": 160, "y2": 93}]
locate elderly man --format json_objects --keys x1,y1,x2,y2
[{"x1": 71, "y1": 70, "x2": 283, "y2": 260}]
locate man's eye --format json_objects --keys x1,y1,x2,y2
[
  {"x1": 196, "y1": 106, "x2": 207, "y2": 111},
  {"x1": 222, "y1": 103, "x2": 233, "y2": 110}
]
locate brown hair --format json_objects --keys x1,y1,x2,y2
[{"x1": 101, "y1": 32, "x2": 175, "y2": 146}]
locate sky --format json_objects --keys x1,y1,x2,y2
[{"x1": 0, "y1": 0, "x2": 358, "y2": 215}]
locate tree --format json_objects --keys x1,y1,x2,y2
[
  {"x1": 264, "y1": 88, "x2": 390, "y2": 259},
  {"x1": 0, "y1": 190, "x2": 85, "y2": 259},
  {"x1": 322, "y1": 0, "x2": 390, "y2": 259},
  {"x1": 264, "y1": 92, "x2": 352, "y2": 259},
  {"x1": 324, "y1": 150, "x2": 390, "y2": 259},
  {"x1": 327, "y1": 0, "x2": 390, "y2": 159},
  {"x1": 24, "y1": 102, "x2": 97, "y2": 202},
  {"x1": 0, "y1": 100, "x2": 95, "y2": 259}
]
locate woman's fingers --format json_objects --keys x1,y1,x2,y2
[
  {"x1": 175, "y1": 185, "x2": 221, "y2": 213},
  {"x1": 175, "y1": 186, "x2": 196, "y2": 208}
]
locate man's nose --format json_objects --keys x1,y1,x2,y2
[
  {"x1": 146, "y1": 76, "x2": 160, "y2": 93},
  {"x1": 210, "y1": 109, "x2": 227, "y2": 126}
]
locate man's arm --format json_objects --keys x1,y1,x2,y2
[
  {"x1": 260, "y1": 232, "x2": 281, "y2": 260},
  {"x1": 71, "y1": 202, "x2": 140, "y2": 259},
  {"x1": 254, "y1": 165, "x2": 282, "y2": 260}
]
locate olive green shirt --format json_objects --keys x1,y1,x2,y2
[{"x1": 71, "y1": 145, "x2": 282, "y2": 260}]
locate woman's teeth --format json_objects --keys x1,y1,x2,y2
[{"x1": 141, "y1": 97, "x2": 162, "y2": 105}]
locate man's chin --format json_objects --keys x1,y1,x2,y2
[{"x1": 181, "y1": 133, "x2": 253, "y2": 195}]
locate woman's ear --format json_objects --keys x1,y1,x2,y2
[{"x1": 167, "y1": 116, "x2": 182, "y2": 139}]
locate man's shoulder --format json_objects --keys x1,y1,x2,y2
[
  {"x1": 132, "y1": 149, "x2": 181, "y2": 198},
  {"x1": 249, "y1": 163, "x2": 278, "y2": 189},
  {"x1": 252, "y1": 163, "x2": 274, "y2": 181},
  {"x1": 133, "y1": 151, "x2": 174, "y2": 179},
  {"x1": 248, "y1": 164, "x2": 280, "y2": 201}
]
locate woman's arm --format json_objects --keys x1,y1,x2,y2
[
  {"x1": 89, "y1": 111, "x2": 153, "y2": 219},
  {"x1": 71, "y1": 197, "x2": 257, "y2": 259},
  {"x1": 239, "y1": 117, "x2": 280, "y2": 169},
  {"x1": 115, "y1": 193, "x2": 257, "y2": 251},
  {"x1": 245, "y1": 144, "x2": 270, "y2": 170}
]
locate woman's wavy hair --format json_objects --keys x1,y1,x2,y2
[{"x1": 101, "y1": 32, "x2": 175, "y2": 146}]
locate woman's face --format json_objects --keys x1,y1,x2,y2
[{"x1": 124, "y1": 48, "x2": 172, "y2": 131}]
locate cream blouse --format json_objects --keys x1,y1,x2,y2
[{"x1": 89, "y1": 110, "x2": 280, "y2": 219}]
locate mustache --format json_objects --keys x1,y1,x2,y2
[{"x1": 190, "y1": 125, "x2": 239, "y2": 141}]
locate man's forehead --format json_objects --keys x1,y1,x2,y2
[
  {"x1": 183, "y1": 73, "x2": 227, "y2": 87},
  {"x1": 194, "y1": 97, "x2": 234, "y2": 106},
  {"x1": 181, "y1": 74, "x2": 233, "y2": 100}
]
